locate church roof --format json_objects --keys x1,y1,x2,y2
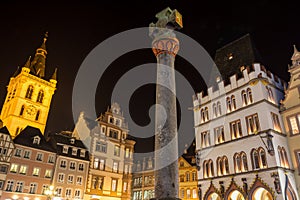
[
  {"x1": 0, "y1": 126, "x2": 10, "y2": 135},
  {"x1": 14, "y1": 126, "x2": 56, "y2": 152},
  {"x1": 214, "y1": 34, "x2": 263, "y2": 84}
]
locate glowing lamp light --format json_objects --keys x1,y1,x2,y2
[
  {"x1": 12, "y1": 195, "x2": 18, "y2": 200},
  {"x1": 24, "y1": 197, "x2": 29, "y2": 200}
]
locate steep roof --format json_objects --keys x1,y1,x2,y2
[
  {"x1": 0, "y1": 126, "x2": 10, "y2": 135},
  {"x1": 182, "y1": 140, "x2": 196, "y2": 166},
  {"x1": 214, "y1": 34, "x2": 263, "y2": 84},
  {"x1": 13, "y1": 126, "x2": 56, "y2": 152}
]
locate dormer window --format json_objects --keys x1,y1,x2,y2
[
  {"x1": 80, "y1": 149, "x2": 85, "y2": 157},
  {"x1": 109, "y1": 117, "x2": 114, "y2": 124},
  {"x1": 72, "y1": 148, "x2": 78, "y2": 156},
  {"x1": 63, "y1": 146, "x2": 68, "y2": 154},
  {"x1": 33, "y1": 136, "x2": 41, "y2": 145}
]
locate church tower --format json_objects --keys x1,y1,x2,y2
[{"x1": 0, "y1": 33, "x2": 57, "y2": 138}]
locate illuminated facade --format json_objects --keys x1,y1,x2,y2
[
  {"x1": 193, "y1": 35, "x2": 298, "y2": 200},
  {"x1": 132, "y1": 149, "x2": 198, "y2": 200},
  {"x1": 1, "y1": 126, "x2": 56, "y2": 200},
  {"x1": 281, "y1": 45, "x2": 300, "y2": 197},
  {"x1": 73, "y1": 103, "x2": 136, "y2": 200},
  {"x1": 49, "y1": 132, "x2": 90, "y2": 200},
  {"x1": 0, "y1": 127, "x2": 15, "y2": 198},
  {"x1": 0, "y1": 33, "x2": 57, "y2": 138}
]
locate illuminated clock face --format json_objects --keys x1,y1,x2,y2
[{"x1": 26, "y1": 105, "x2": 36, "y2": 116}]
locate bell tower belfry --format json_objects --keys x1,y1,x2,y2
[{"x1": 0, "y1": 33, "x2": 57, "y2": 138}]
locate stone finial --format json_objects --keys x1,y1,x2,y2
[{"x1": 291, "y1": 44, "x2": 300, "y2": 67}]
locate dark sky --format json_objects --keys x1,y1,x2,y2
[{"x1": 0, "y1": 1, "x2": 297, "y2": 152}]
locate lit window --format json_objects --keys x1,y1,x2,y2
[
  {"x1": 230, "y1": 120, "x2": 242, "y2": 139},
  {"x1": 271, "y1": 112, "x2": 282, "y2": 132},
  {"x1": 125, "y1": 148, "x2": 130, "y2": 158},
  {"x1": 111, "y1": 179, "x2": 118, "y2": 192},
  {"x1": 251, "y1": 148, "x2": 267, "y2": 169},
  {"x1": 186, "y1": 172, "x2": 190, "y2": 181},
  {"x1": 187, "y1": 189, "x2": 191, "y2": 199},
  {"x1": 278, "y1": 146, "x2": 290, "y2": 168},
  {"x1": 266, "y1": 86, "x2": 274, "y2": 103},
  {"x1": 10, "y1": 164, "x2": 18, "y2": 173},
  {"x1": 123, "y1": 181, "x2": 127, "y2": 193},
  {"x1": 19, "y1": 165, "x2": 27, "y2": 175},
  {"x1": 201, "y1": 131, "x2": 210, "y2": 148},
  {"x1": 56, "y1": 187, "x2": 62, "y2": 196},
  {"x1": 217, "y1": 101, "x2": 222, "y2": 116},
  {"x1": 247, "y1": 88, "x2": 253, "y2": 104},
  {"x1": 33, "y1": 136, "x2": 41, "y2": 145},
  {"x1": 246, "y1": 114, "x2": 260, "y2": 134},
  {"x1": 180, "y1": 189, "x2": 185, "y2": 198},
  {"x1": 45, "y1": 169, "x2": 52, "y2": 178},
  {"x1": 32, "y1": 167, "x2": 40, "y2": 176},
  {"x1": 114, "y1": 145, "x2": 120, "y2": 156},
  {"x1": 288, "y1": 114, "x2": 300, "y2": 135},
  {"x1": 192, "y1": 188, "x2": 197, "y2": 198},
  {"x1": 231, "y1": 95, "x2": 236, "y2": 110},
  {"x1": 214, "y1": 126, "x2": 225, "y2": 144},
  {"x1": 226, "y1": 97, "x2": 232, "y2": 112},
  {"x1": 66, "y1": 188, "x2": 72, "y2": 198},
  {"x1": 5, "y1": 180, "x2": 14, "y2": 191},
  {"x1": 113, "y1": 161, "x2": 119, "y2": 173},
  {"x1": 72, "y1": 148, "x2": 77, "y2": 156},
  {"x1": 62, "y1": 146, "x2": 68, "y2": 154},
  {"x1": 80, "y1": 149, "x2": 85, "y2": 157},
  {"x1": 15, "y1": 181, "x2": 24, "y2": 192}
]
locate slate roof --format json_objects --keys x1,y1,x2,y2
[
  {"x1": 49, "y1": 133, "x2": 90, "y2": 161},
  {"x1": 0, "y1": 126, "x2": 10, "y2": 135},
  {"x1": 182, "y1": 140, "x2": 196, "y2": 167},
  {"x1": 213, "y1": 33, "x2": 263, "y2": 85},
  {"x1": 13, "y1": 126, "x2": 56, "y2": 152}
]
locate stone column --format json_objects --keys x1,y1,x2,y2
[{"x1": 149, "y1": 7, "x2": 183, "y2": 200}]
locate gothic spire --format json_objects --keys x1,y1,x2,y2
[
  {"x1": 30, "y1": 32, "x2": 48, "y2": 78},
  {"x1": 50, "y1": 68, "x2": 57, "y2": 81},
  {"x1": 292, "y1": 44, "x2": 300, "y2": 67},
  {"x1": 24, "y1": 56, "x2": 31, "y2": 68}
]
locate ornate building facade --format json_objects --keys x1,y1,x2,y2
[
  {"x1": 73, "y1": 103, "x2": 135, "y2": 200},
  {"x1": 281, "y1": 45, "x2": 300, "y2": 197},
  {"x1": 193, "y1": 35, "x2": 298, "y2": 200},
  {"x1": 0, "y1": 33, "x2": 57, "y2": 138}
]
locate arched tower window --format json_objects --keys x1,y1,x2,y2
[
  {"x1": 223, "y1": 156, "x2": 229, "y2": 175},
  {"x1": 259, "y1": 148, "x2": 267, "y2": 168},
  {"x1": 247, "y1": 88, "x2": 253, "y2": 103},
  {"x1": 252, "y1": 149, "x2": 260, "y2": 169},
  {"x1": 208, "y1": 159, "x2": 214, "y2": 177},
  {"x1": 25, "y1": 85, "x2": 34, "y2": 99},
  {"x1": 241, "y1": 152, "x2": 248, "y2": 172},
  {"x1": 226, "y1": 97, "x2": 231, "y2": 112},
  {"x1": 231, "y1": 95, "x2": 236, "y2": 110},
  {"x1": 234, "y1": 153, "x2": 241, "y2": 173},
  {"x1": 217, "y1": 101, "x2": 222, "y2": 116},
  {"x1": 36, "y1": 90, "x2": 44, "y2": 103},
  {"x1": 217, "y1": 157, "x2": 223, "y2": 176},
  {"x1": 200, "y1": 109, "x2": 205, "y2": 123},
  {"x1": 241, "y1": 90, "x2": 247, "y2": 106},
  {"x1": 20, "y1": 105, "x2": 25, "y2": 116},
  {"x1": 213, "y1": 103, "x2": 217, "y2": 117},
  {"x1": 205, "y1": 107, "x2": 209, "y2": 121},
  {"x1": 35, "y1": 110, "x2": 40, "y2": 121}
]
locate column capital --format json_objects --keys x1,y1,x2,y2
[{"x1": 152, "y1": 37, "x2": 179, "y2": 57}]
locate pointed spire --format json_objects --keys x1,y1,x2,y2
[
  {"x1": 50, "y1": 68, "x2": 57, "y2": 80},
  {"x1": 12, "y1": 66, "x2": 20, "y2": 77},
  {"x1": 294, "y1": 44, "x2": 299, "y2": 54},
  {"x1": 292, "y1": 44, "x2": 300, "y2": 61},
  {"x1": 24, "y1": 56, "x2": 31, "y2": 68},
  {"x1": 40, "y1": 32, "x2": 48, "y2": 50}
]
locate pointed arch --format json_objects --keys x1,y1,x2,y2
[
  {"x1": 247, "y1": 88, "x2": 253, "y2": 103},
  {"x1": 234, "y1": 153, "x2": 241, "y2": 173},
  {"x1": 203, "y1": 182, "x2": 221, "y2": 200},
  {"x1": 248, "y1": 176, "x2": 275, "y2": 200},
  {"x1": 37, "y1": 90, "x2": 44, "y2": 103},
  {"x1": 217, "y1": 101, "x2": 222, "y2": 116},
  {"x1": 35, "y1": 110, "x2": 40, "y2": 121},
  {"x1": 231, "y1": 95, "x2": 236, "y2": 110},
  {"x1": 226, "y1": 97, "x2": 232, "y2": 112},
  {"x1": 224, "y1": 179, "x2": 246, "y2": 200},
  {"x1": 223, "y1": 156, "x2": 230, "y2": 175},
  {"x1": 25, "y1": 85, "x2": 34, "y2": 99},
  {"x1": 241, "y1": 151, "x2": 248, "y2": 172},
  {"x1": 242, "y1": 90, "x2": 247, "y2": 106},
  {"x1": 213, "y1": 103, "x2": 217, "y2": 118}
]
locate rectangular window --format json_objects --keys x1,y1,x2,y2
[
  {"x1": 29, "y1": 183, "x2": 37, "y2": 194},
  {"x1": 246, "y1": 114, "x2": 260, "y2": 134},
  {"x1": 58, "y1": 173, "x2": 65, "y2": 183},
  {"x1": 60, "y1": 160, "x2": 67, "y2": 168},
  {"x1": 111, "y1": 179, "x2": 118, "y2": 192},
  {"x1": 192, "y1": 171, "x2": 197, "y2": 181},
  {"x1": 0, "y1": 180, "x2": 4, "y2": 190},
  {"x1": 80, "y1": 149, "x2": 85, "y2": 157},
  {"x1": 0, "y1": 165, "x2": 8, "y2": 173},
  {"x1": 125, "y1": 148, "x2": 130, "y2": 158},
  {"x1": 77, "y1": 176, "x2": 83, "y2": 185},
  {"x1": 6, "y1": 180, "x2": 14, "y2": 191},
  {"x1": 48, "y1": 155, "x2": 55, "y2": 163},
  {"x1": 63, "y1": 146, "x2": 68, "y2": 154},
  {"x1": 99, "y1": 159, "x2": 105, "y2": 170},
  {"x1": 32, "y1": 168, "x2": 40, "y2": 176},
  {"x1": 180, "y1": 189, "x2": 185, "y2": 198},
  {"x1": 114, "y1": 145, "x2": 120, "y2": 156},
  {"x1": 68, "y1": 175, "x2": 74, "y2": 183},
  {"x1": 288, "y1": 114, "x2": 300, "y2": 135},
  {"x1": 15, "y1": 181, "x2": 23, "y2": 192},
  {"x1": 66, "y1": 188, "x2": 72, "y2": 197},
  {"x1": 45, "y1": 169, "x2": 52, "y2": 178},
  {"x1": 36, "y1": 153, "x2": 43, "y2": 161},
  {"x1": 95, "y1": 142, "x2": 107, "y2": 153},
  {"x1": 180, "y1": 175, "x2": 184, "y2": 182},
  {"x1": 123, "y1": 181, "x2": 127, "y2": 193},
  {"x1": 186, "y1": 173, "x2": 190, "y2": 181},
  {"x1": 201, "y1": 131, "x2": 210, "y2": 148},
  {"x1": 187, "y1": 189, "x2": 191, "y2": 199},
  {"x1": 230, "y1": 120, "x2": 242, "y2": 139},
  {"x1": 192, "y1": 189, "x2": 197, "y2": 198},
  {"x1": 75, "y1": 189, "x2": 81, "y2": 197},
  {"x1": 72, "y1": 148, "x2": 77, "y2": 156},
  {"x1": 56, "y1": 187, "x2": 62, "y2": 196},
  {"x1": 70, "y1": 161, "x2": 76, "y2": 170},
  {"x1": 124, "y1": 164, "x2": 129, "y2": 174},
  {"x1": 109, "y1": 129, "x2": 119, "y2": 139},
  {"x1": 19, "y1": 165, "x2": 27, "y2": 175},
  {"x1": 78, "y1": 163, "x2": 84, "y2": 171},
  {"x1": 271, "y1": 112, "x2": 282, "y2": 132},
  {"x1": 14, "y1": 148, "x2": 22, "y2": 157},
  {"x1": 214, "y1": 126, "x2": 225, "y2": 144},
  {"x1": 24, "y1": 150, "x2": 31, "y2": 159},
  {"x1": 113, "y1": 161, "x2": 119, "y2": 173},
  {"x1": 10, "y1": 164, "x2": 18, "y2": 173}
]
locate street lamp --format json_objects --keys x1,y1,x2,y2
[
  {"x1": 45, "y1": 185, "x2": 55, "y2": 200},
  {"x1": 259, "y1": 131, "x2": 275, "y2": 156}
]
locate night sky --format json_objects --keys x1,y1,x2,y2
[{"x1": 0, "y1": 1, "x2": 298, "y2": 152}]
